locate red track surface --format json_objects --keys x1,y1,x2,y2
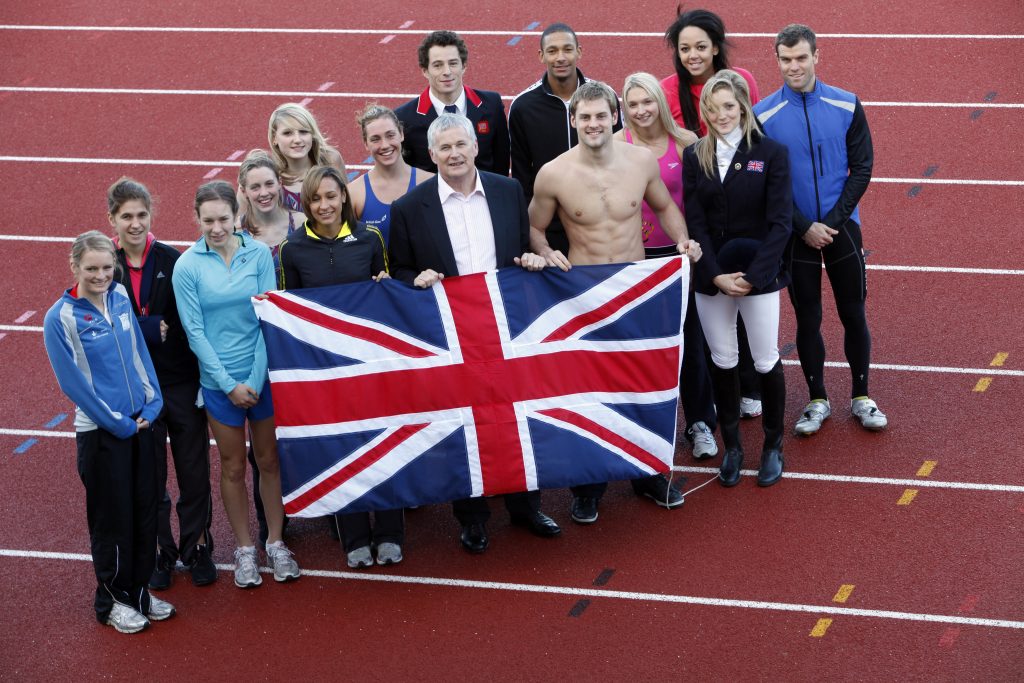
[{"x1": 1, "y1": 0, "x2": 1022, "y2": 680}]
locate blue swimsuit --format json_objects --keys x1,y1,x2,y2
[{"x1": 360, "y1": 168, "x2": 417, "y2": 245}]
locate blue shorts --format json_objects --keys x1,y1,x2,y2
[{"x1": 202, "y1": 381, "x2": 274, "y2": 428}]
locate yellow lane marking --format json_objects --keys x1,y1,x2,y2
[
  {"x1": 897, "y1": 489, "x2": 918, "y2": 505},
  {"x1": 810, "y1": 618, "x2": 833, "y2": 637},
  {"x1": 916, "y1": 460, "x2": 937, "y2": 477},
  {"x1": 991, "y1": 352, "x2": 1009, "y2": 367},
  {"x1": 973, "y1": 378, "x2": 992, "y2": 392},
  {"x1": 833, "y1": 584, "x2": 855, "y2": 603}
]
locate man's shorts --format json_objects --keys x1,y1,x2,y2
[{"x1": 201, "y1": 381, "x2": 274, "y2": 428}]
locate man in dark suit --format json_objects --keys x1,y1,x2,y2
[
  {"x1": 389, "y1": 113, "x2": 560, "y2": 553},
  {"x1": 394, "y1": 30, "x2": 510, "y2": 176}
]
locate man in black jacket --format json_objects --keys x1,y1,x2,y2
[
  {"x1": 508, "y1": 23, "x2": 621, "y2": 254},
  {"x1": 394, "y1": 30, "x2": 510, "y2": 175}
]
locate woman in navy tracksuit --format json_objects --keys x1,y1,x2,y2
[
  {"x1": 43, "y1": 231, "x2": 173, "y2": 634},
  {"x1": 108, "y1": 178, "x2": 214, "y2": 590},
  {"x1": 682, "y1": 70, "x2": 792, "y2": 488}
]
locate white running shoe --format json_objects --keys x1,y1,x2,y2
[
  {"x1": 347, "y1": 545, "x2": 373, "y2": 569},
  {"x1": 687, "y1": 421, "x2": 719, "y2": 460},
  {"x1": 852, "y1": 397, "x2": 888, "y2": 431},
  {"x1": 740, "y1": 397, "x2": 763, "y2": 418},
  {"x1": 146, "y1": 594, "x2": 176, "y2": 621},
  {"x1": 266, "y1": 540, "x2": 300, "y2": 582},
  {"x1": 375, "y1": 542, "x2": 404, "y2": 566},
  {"x1": 794, "y1": 400, "x2": 831, "y2": 435},
  {"x1": 233, "y1": 546, "x2": 262, "y2": 588},
  {"x1": 105, "y1": 602, "x2": 150, "y2": 634}
]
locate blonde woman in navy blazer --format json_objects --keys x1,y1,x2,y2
[{"x1": 682, "y1": 70, "x2": 792, "y2": 488}]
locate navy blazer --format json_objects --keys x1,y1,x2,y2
[
  {"x1": 394, "y1": 86, "x2": 511, "y2": 176},
  {"x1": 388, "y1": 171, "x2": 529, "y2": 284},
  {"x1": 682, "y1": 132, "x2": 793, "y2": 296}
]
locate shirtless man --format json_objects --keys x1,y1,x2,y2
[{"x1": 528, "y1": 80, "x2": 700, "y2": 523}]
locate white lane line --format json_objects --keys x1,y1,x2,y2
[
  {"x1": 1, "y1": 156, "x2": 1018, "y2": 186},
  {"x1": 2, "y1": 87, "x2": 1022, "y2": 110},
  {"x1": 0, "y1": 156, "x2": 372, "y2": 172},
  {"x1": 2, "y1": 234, "x2": 1023, "y2": 274},
  {"x1": 0, "y1": 547, "x2": 1021, "y2": 629},
  {"x1": 673, "y1": 467, "x2": 1024, "y2": 493},
  {"x1": 0, "y1": 324, "x2": 44, "y2": 332},
  {"x1": 802, "y1": 360, "x2": 1024, "y2": 377},
  {"x1": 1, "y1": 25, "x2": 1022, "y2": 39},
  {"x1": 2, "y1": 425, "x2": 1021, "y2": 491}
]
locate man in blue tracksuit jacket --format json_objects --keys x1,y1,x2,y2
[{"x1": 754, "y1": 23, "x2": 888, "y2": 437}]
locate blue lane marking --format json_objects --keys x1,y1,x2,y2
[
  {"x1": 347, "y1": 171, "x2": 359, "y2": 181},
  {"x1": 44, "y1": 413, "x2": 67, "y2": 429},
  {"x1": 507, "y1": 21, "x2": 540, "y2": 46},
  {"x1": 14, "y1": 438, "x2": 37, "y2": 455},
  {"x1": 363, "y1": 156, "x2": 373, "y2": 163}
]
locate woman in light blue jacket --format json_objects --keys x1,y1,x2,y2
[{"x1": 172, "y1": 180, "x2": 300, "y2": 589}]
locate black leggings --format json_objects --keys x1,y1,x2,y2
[{"x1": 786, "y1": 219, "x2": 872, "y2": 401}]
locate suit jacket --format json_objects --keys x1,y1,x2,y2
[
  {"x1": 388, "y1": 171, "x2": 529, "y2": 284},
  {"x1": 682, "y1": 132, "x2": 793, "y2": 296},
  {"x1": 394, "y1": 86, "x2": 511, "y2": 175},
  {"x1": 115, "y1": 241, "x2": 200, "y2": 386}
]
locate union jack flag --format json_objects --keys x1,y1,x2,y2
[
  {"x1": 253, "y1": 257, "x2": 688, "y2": 517},
  {"x1": 746, "y1": 159, "x2": 765, "y2": 173}
]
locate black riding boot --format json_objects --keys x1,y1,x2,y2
[
  {"x1": 757, "y1": 360, "x2": 786, "y2": 487},
  {"x1": 711, "y1": 364, "x2": 743, "y2": 487}
]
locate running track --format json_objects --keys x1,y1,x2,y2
[{"x1": 0, "y1": 0, "x2": 1022, "y2": 679}]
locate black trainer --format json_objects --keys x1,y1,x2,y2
[
  {"x1": 189, "y1": 544, "x2": 218, "y2": 586},
  {"x1": 570, "y1": 496, "x2": 599, "y2": 524},
  {"x1": 148, "y1": 554, "x2": 173, "y2": 591},
  {"x1": 632, "y1": 474, "x2": 685, "y2": 508}
]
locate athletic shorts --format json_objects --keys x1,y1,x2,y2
[{"x1": 201, "y1": 381, "x2": 274, "y2": 427}]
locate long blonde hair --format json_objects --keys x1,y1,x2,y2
[
  {"x1": 267, "y1": 103, "x2": 345, "y2": 185},
  {"x1": 621, "y1": 72, "x2": 692, "y2": 151},
  {"x1": 693, "y1": 70, "x2": 758, "y2": 178}
]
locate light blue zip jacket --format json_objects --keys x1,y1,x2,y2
[
  {"x1": 43, "y1": 282, "x2": 163, "y2": 439},
  {"x1": 172, "y1": 233, "x2": 276, "y2": 396}
]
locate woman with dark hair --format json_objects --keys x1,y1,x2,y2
[
  {"x1": 107, "y1": 178, "x2": 215, "y2": 590},
  {"x1": 682, "y1": 71, "x2": 791, "y2": 488},
  {"x1": 278, "y1": 165, "x2": 402, "y2": 568},
  {"x1": 661, "y1": 8, "x2": 761, "y2": 136},
  {"x1": 173, "y1": 180, "x2": 301, "y2": 588},
  {"x1": 44, "y1": 230, "x2": 173, "y2": 633},
  {"x1": 348, "y1": 103, "x2": 433, "y2": 245}
]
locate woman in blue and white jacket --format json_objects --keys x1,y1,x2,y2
[{"x1": 43, "y1": 230, "x2": 173, "y2": 634}]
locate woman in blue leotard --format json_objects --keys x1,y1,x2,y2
[{"x1": 348, "y1": 104, "x2": 433, "y2": 244}]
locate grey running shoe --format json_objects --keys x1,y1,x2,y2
[
  {"x1": 266, "y1": 540, "x2": 300, "y2": 582},
  {"x1": 375, "y1": 542, "x2": 403, "y2": 566},
  {"x1": 852, "y1": 397, "x2": 888, "y2": 431},
  {"x1": 105, "y1": 602, "x2": 150, "y2": 634},
  {"x1": 688, "y1": 421, "x2": 718, "y2": 459},
  {"x1": 233, "y1": 546, "x2": 262, "y2": 588},
  {"x1": 795, "y1": 400, "x2": 831, "y2": 436},
  {"x1": 740, "y1": 397, "x2": 763, "y2": 418},
  {"x1": 146, "y1": 593, "x2": 176, "y2": 621},
  {"x1": 347, "y1": 545, "x2": 373, "y2": 569}
]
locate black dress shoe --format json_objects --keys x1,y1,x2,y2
[
  {"x1": 148, "y1": 554, "x2": 173, "y2": 591},
  {"x1": 460, "y1": 523, "x2": 489, "y2": 553},
  {"x1": 570, "y1": 496, "x2": 599, "y2": 524},
  {"x1": 718, "y1": 448, "x2": 744, "y2": 487},
  {"x1": 510, "y1": 511, "x2": 562, "y2": 537},
  {"x1": 757, "y1": 448, "x2": 784, "y2": 487}
]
